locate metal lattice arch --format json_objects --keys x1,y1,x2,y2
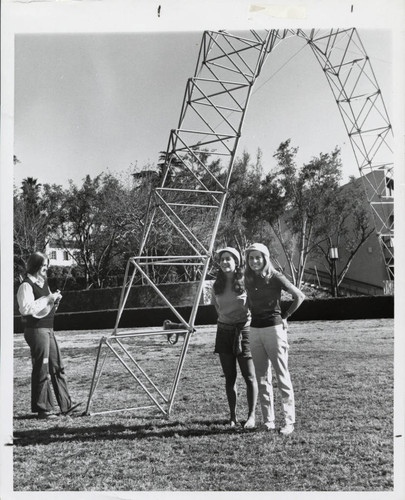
[{"x1": 85, "y1": 29, "x2": 394, "y2": 416}]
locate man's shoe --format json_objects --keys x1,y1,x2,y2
[
  {"x1": 38, "y1": 411, "x2": 57, "y2": 420},
  {"x1": 62, "y1": 401, "x2": 83, "y2": 416},
  {"x1": 280, "y1": 424, "x2": 294, "y2": 435},
  {"x1": 261, "y1": 422, "x2": 276, "y2": 431}
]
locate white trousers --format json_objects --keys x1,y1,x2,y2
[{"x1": 250, "y1": 324, "x2": 295, "y2": 425}]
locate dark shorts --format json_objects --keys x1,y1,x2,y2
[{"x1": 214, "y1": 322, "x2": 251, "y2": 358}]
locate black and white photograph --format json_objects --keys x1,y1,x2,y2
[{"x1": 1, "y1": 0, "x2": 404, "y2": 498}]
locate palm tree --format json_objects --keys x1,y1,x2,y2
[{"x1": 21, "y1": 177, "x2": 42, "y2": 213}]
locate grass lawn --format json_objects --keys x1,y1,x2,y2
[{"x1": 12, "y1": 319, "x2": 394, "y2": 491}]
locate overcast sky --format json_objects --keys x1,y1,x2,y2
[{"x1": 13, "y1": 29, "x2": 392, "y2": 189}]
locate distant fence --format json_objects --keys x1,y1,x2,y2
[{"x1": 14, "y1": 294, "x2": 394, "y2": 333}]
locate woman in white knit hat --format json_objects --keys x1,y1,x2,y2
[
  {"x1": 212, "y1": 247, "x2": 258, "y2": 429},
  {"x1": 245, "y1": 243, "x2": 305, "y2": 435}
]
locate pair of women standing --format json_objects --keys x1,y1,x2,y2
[{"x1": 212, "y1": 243, "x2": 305, "y2": 434}]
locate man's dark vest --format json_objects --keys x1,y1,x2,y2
[{"x1": 22, "y1": 277, "x2": 55, "y2": 328}]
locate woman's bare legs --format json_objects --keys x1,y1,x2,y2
[
  {"x1": 219, "y1": 353, "x2": 238, "y2": 425},
  {"x1": 238, "y1": 356, "x2": 258, "y2": 428}
]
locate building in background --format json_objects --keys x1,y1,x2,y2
[
  {"x1": 45, "y1": 239, "x2": 78, "y2": 268},
  {"x1": 271, "y1": 171, "x2": 393, "y2": 296},
  {"x1": 303, "y1": 171, "x2": 393, "y2": 296}
]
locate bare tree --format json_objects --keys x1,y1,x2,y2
[{"x1": 311, "y1": 176, "x2": 374, "y2": 290}]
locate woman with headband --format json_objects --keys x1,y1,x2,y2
[
  {"x1": 245, "y1": 243, "x2": 305, "y2": 435},
  {"x1": 212, "y1": 247, "x2": 258, "y2": 429}
]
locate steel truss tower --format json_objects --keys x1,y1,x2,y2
[
  {"x1": 85, "y1": 29, "x2": 394, "y2": 416},
  {"x1": 298, "y1": 29, "x2": 394, "y2": 282}
]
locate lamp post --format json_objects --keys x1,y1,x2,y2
[{"x1": 329, "y1": 247, "x2": 339, "y2": 297}]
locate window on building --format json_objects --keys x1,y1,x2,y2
[
  {"x1": 63, "y1": 251, "x2": 70, "y2": 261},
  {"x1": 49, "y1": 250, "x2": 57, "y2": 260}
]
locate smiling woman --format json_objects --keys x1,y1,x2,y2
[
  {"x1": 212, "y1": 246, "x2": 258, "y2": 430},
  {"x1": 245, "y1": 242, "x2": 306, "y2": 436}
]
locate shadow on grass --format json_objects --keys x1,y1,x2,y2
[{"x1": 13, "y1": 417, "x2": 257, "y2": 447}]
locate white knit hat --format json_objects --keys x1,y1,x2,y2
[
  {"x1": 245, "y1": 242, "x2": 270, "y2": 259},
  {"x1": 216, "y1": 247, "x2": 241, "y2": 266}
]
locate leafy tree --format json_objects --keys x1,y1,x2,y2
[
  {"x1": 14, "y1": 178, "x2": 65, "y2": 282},
  {"x1": 13, "y1": 142, "x2": 374, "y2": 294},
  {"x1": 217, "y1": 149, "x2": 272, "y2": 255},
  {"x1": 249, "y1": 139, "x2": 373, "y2": 291},
  {"x1": 58, "y1": 173, "x2": 144, "y2": 288}
]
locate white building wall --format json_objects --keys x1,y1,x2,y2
[{"x1": 46, "y1": 243, "x2": 78, "y2": 268}]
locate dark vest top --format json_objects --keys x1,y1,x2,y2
[
  {"x1": 246, "y1": 272, "x2": 289, "y2": 328},
  {"x1": 22, "y1": 277, "x2": 55, "y2": 328}
]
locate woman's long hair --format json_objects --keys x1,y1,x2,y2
[
  {"x1": 213, "y1": 265, "x2": 245, "y2": 295},
  {"x1": 26, "y1": 252, "x2": 49, "y2": 276},
  {"x1": 244, "y1": 250, "x2": 280, "y2": 289}
]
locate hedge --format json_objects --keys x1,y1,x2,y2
[{"x1": 14, "y1": 295, "x2": 393, "y2": 333}]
